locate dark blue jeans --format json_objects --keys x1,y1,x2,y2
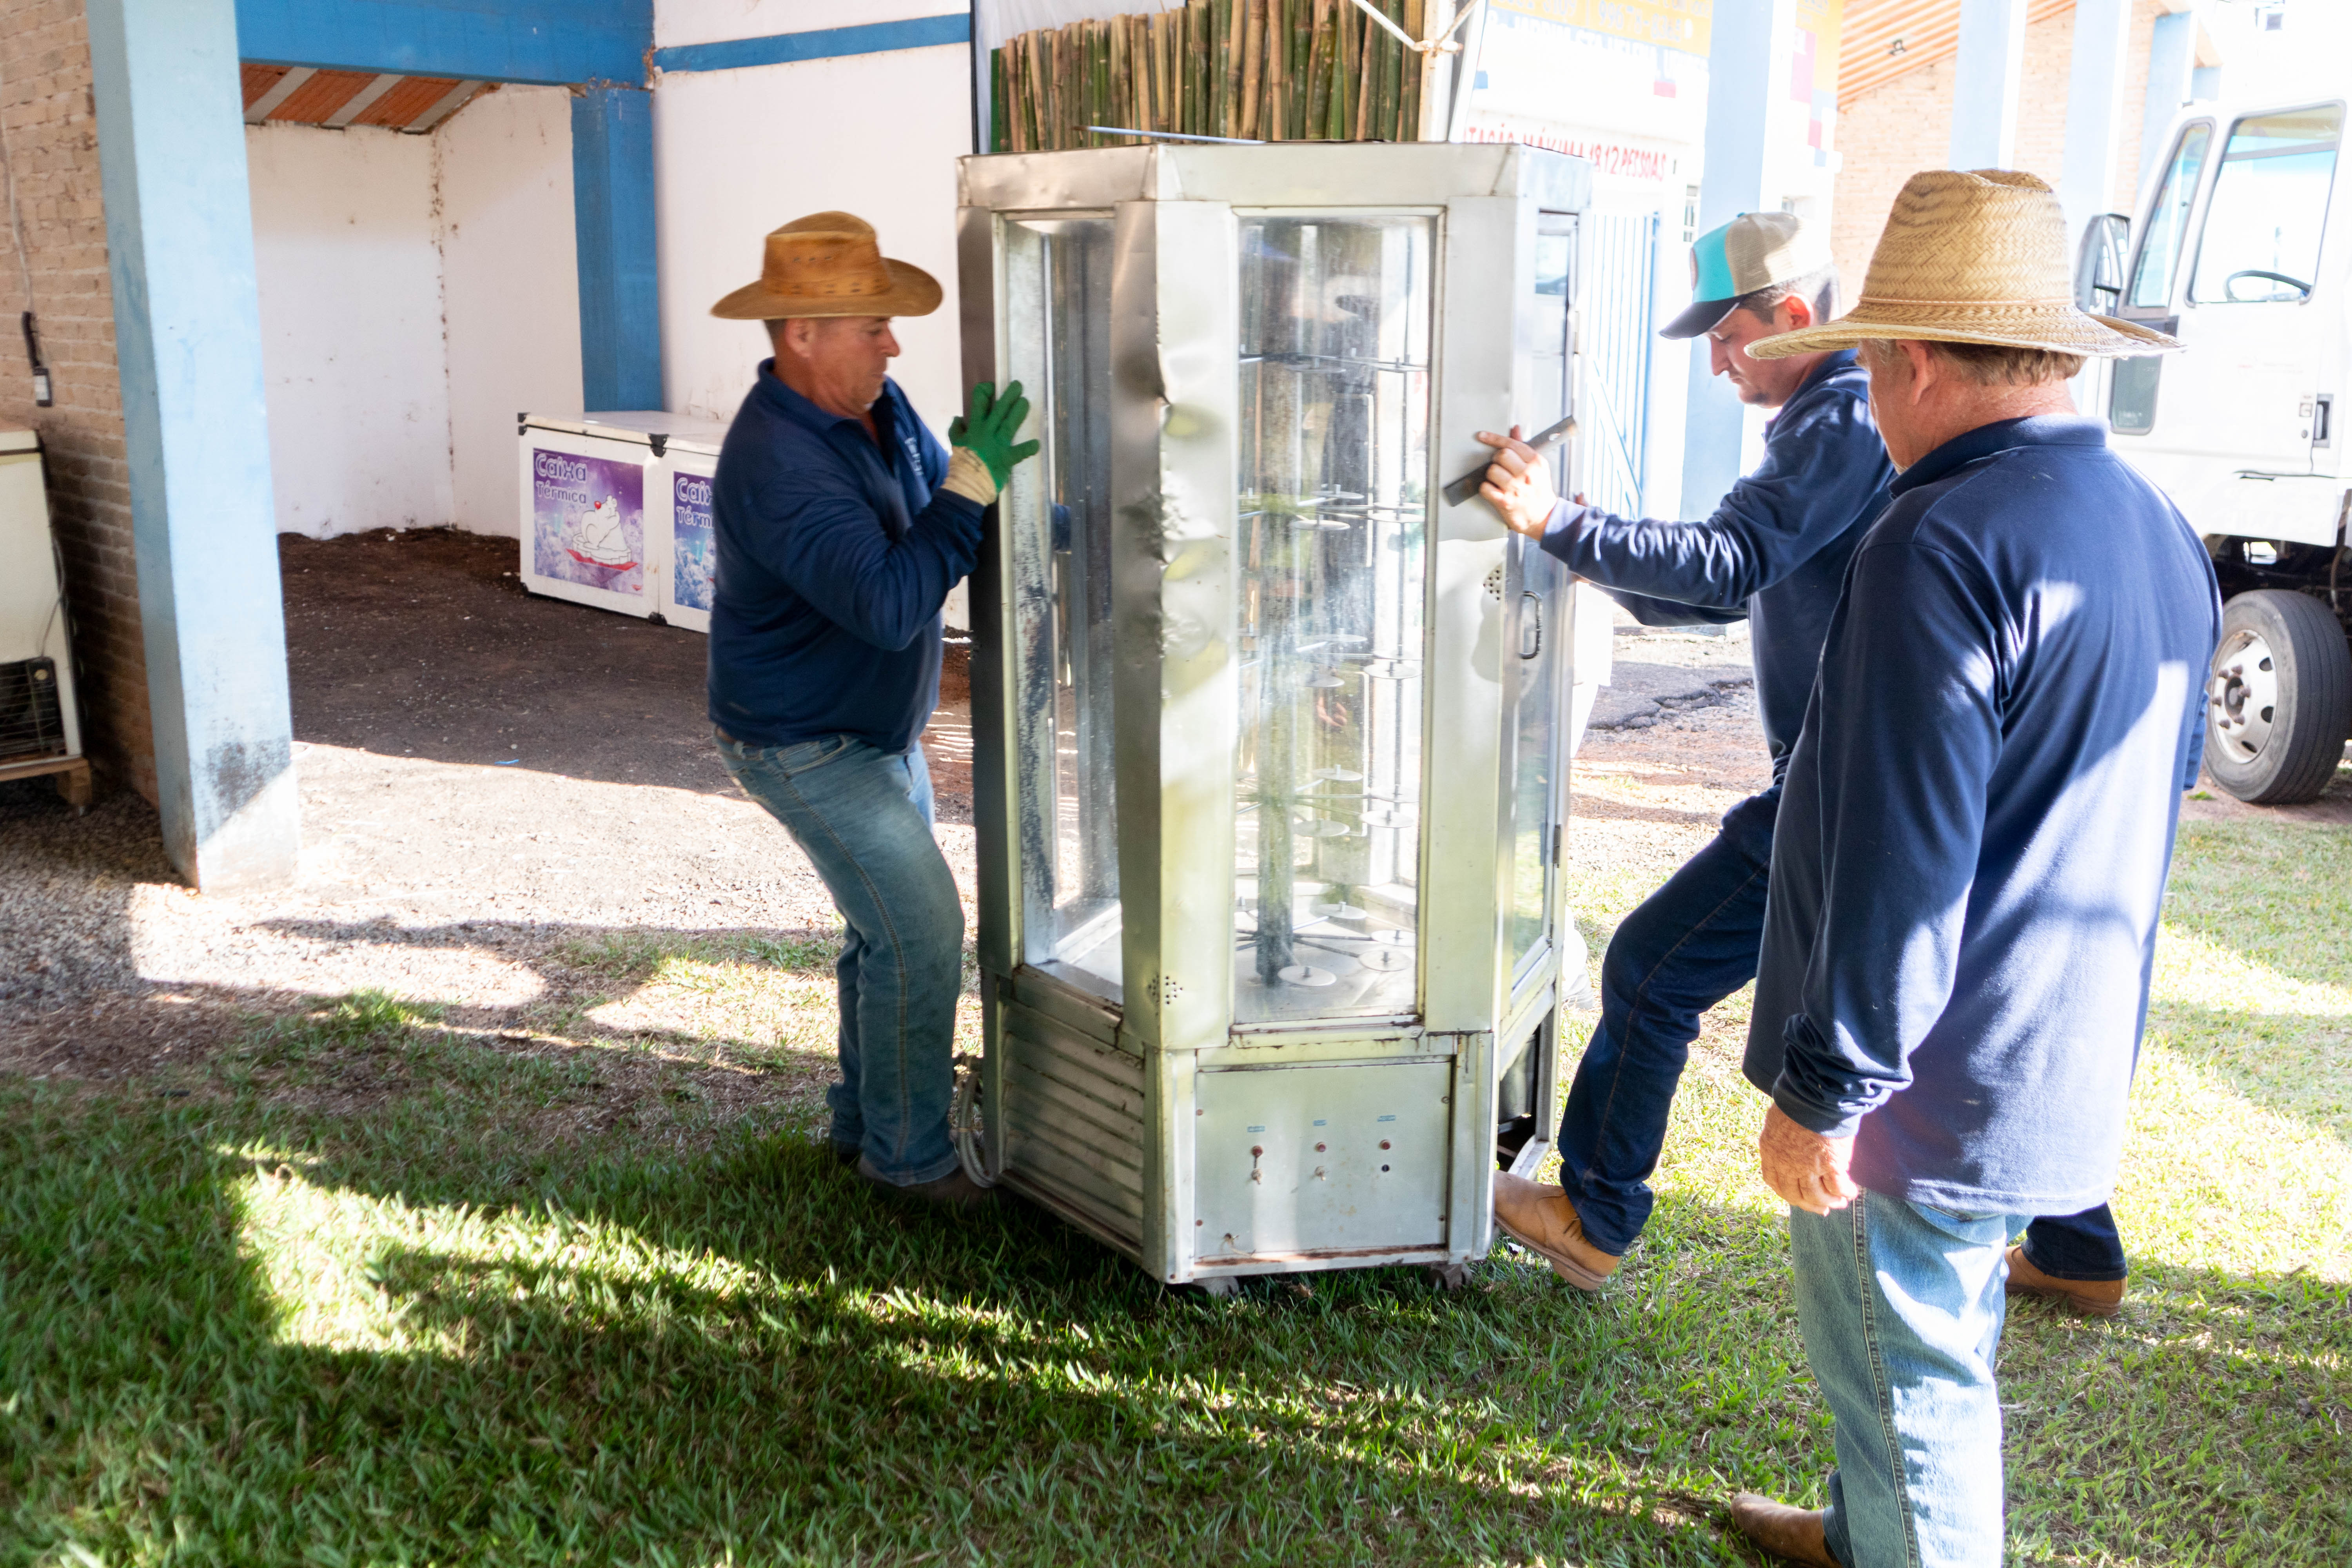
[
  {"x1": 715, "y1": 731, "x2": 964, "y2": 1186},
  {"x1": 1557, "y1": 784, "x2": 2129, "y2": 1280}
]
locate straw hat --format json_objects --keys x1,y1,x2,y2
[
  {"x1": 1748, "y1": 169, "x2": 2180, "y2": 360},
  {"x1": 709, "y1": 211, "x2": 942, "y2": 321}
]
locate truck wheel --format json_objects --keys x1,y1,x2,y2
[{"x1": 2205, "y1": 590, "x2": 2352, "y2": 804}]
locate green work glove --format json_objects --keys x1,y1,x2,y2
[{"x1": 947, "y1": 380, "x2": 1040, "y2": 489}]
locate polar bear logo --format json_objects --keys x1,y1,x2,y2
[{"x1": 564, "y1": 495, "x2": 638, "y2": 572}]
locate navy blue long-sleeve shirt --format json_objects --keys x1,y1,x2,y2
[
  {"x1": 1746, "y1": 416, "x2": 2221, "y2": 1214},
  {"x1": 707, "y1": 366, "x2": 984, "y2": 752},
  {"x1": 1536, "y1": 349, "x2": 1894, "y2": 772}
]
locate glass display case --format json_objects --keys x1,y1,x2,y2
[{"x1": 959, "y1": 142, "x2": 1591, "y2": 1290}]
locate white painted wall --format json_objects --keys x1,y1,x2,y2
[
  {"x1": 248, "y1": 122, "x2": 455, "y2": 539},
  {"x1": 437, "y1": 85, "x2": 583, "y2": 537},
  {"x1": 651, "y1": 25, "x2": 973, "y2": 436},
  {"x1": 246, "y1": 89, "x2": 582, "y2": 540}
]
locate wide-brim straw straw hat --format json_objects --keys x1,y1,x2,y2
[
  {"x1": 710, "y1": 211, "x2": 942, "y2": 321},
  {"x1": 1748, "y1": 169, "x2": 2181, "y2": 360}
]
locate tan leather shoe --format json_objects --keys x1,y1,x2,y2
[
  {"x1": 1728, "y1": 1493, "x2": 1838, "y2": 1567},
  {"x1": 1492, "y1": 1172, "x2": 1620, "y2": 1290},
  {"x1": 2005, "y1": 1245, "x2": 2124, "y2": 1318}
]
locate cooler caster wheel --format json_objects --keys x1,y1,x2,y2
[
  {"x1": 1194, "y1": 1275, "x2": 1239, "y2": 1299},
  {"x1": 1426, "y1": 1262, "x2": 1472, "y2": 1291}
]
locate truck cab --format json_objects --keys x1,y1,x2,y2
[{"x1": 2081, "y1": 97, "x2": 2351, "y2": 802}]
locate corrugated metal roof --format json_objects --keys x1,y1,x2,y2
[
  {"x1": 240, "y1": 63, "x2": 494, "y2": 132},
  {"x1": 1838, "y1": 0, "x2": 2075, "y2": 107}
]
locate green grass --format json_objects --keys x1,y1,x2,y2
[{"x1": 5, "y1": 825, "x2": 2349, "y2": 1565}]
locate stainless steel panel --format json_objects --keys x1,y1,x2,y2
[
  {"x1": 1006, "y1": 970, "x2": 1124, "y2": 1051},
  {"x1": 1194, "y1": 1058, "x2": 1451, "y2": 1259},
  {"x1": 962, "y1": 205, "x2": 1018, "y2": 983},
  {"x1": 1002, "y1": 1004, "x2": 1147, "y2": 1247}
]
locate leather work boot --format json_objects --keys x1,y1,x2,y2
[
  {"x1": 857, "y1": 1154, "x2": 995, "y2": 1212},
  {"x1": 1728, "y1": 1493, "x2": 1838, "y2": 1567},
  {"x1": 2005, "y1": 1245, "x2": 2125, "y2": 1318},
  {"x1": 1492, "y1": 1172, "x2": 1620, "y2": 1290},
  {"x1": 830, "y1": 1140, "x2": 860, "y2": 1167}
]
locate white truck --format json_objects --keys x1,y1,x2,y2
[{"x1": 2078, "y1": 95, "x2": 2350, "y2": 802}]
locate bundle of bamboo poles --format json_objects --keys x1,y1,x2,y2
[{"x1": 991, "y1": 0, "x2": 1428, "y2": 152}]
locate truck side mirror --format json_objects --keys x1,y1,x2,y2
[{"x1": 2076, "y1": 213, "x2": 2130, "y2": 312}]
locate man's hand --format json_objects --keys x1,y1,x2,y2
[
  {"x1": 948, "y1": 380, "x2": 1040, "y2": 487},
  {"x1": 1759, "y1": 1103, "x2": 1862, "y2": 1216},
  {"x1": 1474, "y1": 426, "x2": 1560, "y2": 539}
]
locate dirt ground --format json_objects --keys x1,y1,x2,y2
[
  {"x1": 4, "y1": 526, "x2": 2342, "y2": 1098},
  {"x1": 0, "y1": 530, "x2": 973, "y2": 1098}
]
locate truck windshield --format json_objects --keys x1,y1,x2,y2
[
  {"x1": 2191, "y1": 105, "x2": 2343, "y2": 303},
  {"x1": 2129, "y1": 122, "x2": 2212, "y2": 309}
]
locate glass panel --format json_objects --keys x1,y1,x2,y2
[
  {"x1": 1233, "y1": 216, "x2": 1434, "y2": 1024},
  {"x1": 1004, "y1": 217, "x2": 1121, "y2": 997},
  {"x1": 2128, "y1": 122, "x2": 2212, "y2": 309},
  {"x1": 1531, "y1": 224, "x2": 1573, "y2": 434},
  {"x1": 2110, "y1": 354, "x2": 2163, "y2": 435},
  {"x1": 1508, "y1": 541, "x2": 1565, "y2": 972},
  {"x1": 2191, "y1": 105, "x2": 2342, "y2": 303}
]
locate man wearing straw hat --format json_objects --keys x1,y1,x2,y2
[
  {"x1": 1724, "y1": 169, "x2": 2217, "y2": 1566},
  {"x1": 705, "y1": 212, "x2": 1036, "y2": 1211}
]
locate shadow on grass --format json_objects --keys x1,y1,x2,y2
[
  {"x1": 7, "y1": 1001, "x2": 2349, "y2": 1566},
  {"x1": 2, "y1": 1053, "x2": 1760, "y2": 1567}
]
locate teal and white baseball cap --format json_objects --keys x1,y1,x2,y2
[{"x1": 1660, "y1": 211, "x2": 1833, "y2": 339}]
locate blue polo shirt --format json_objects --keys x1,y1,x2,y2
[
  {"x1": 707, "y1": 365, "x2": 984, "y2": 753},
  {"x1": 1535, "y1": 350, "x2": 1894, "y2": 773},
  {"x1": 1746, "y1": 415, "x2": 2221, "y2": 1214}
]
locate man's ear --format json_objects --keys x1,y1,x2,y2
[{"x1": 1779, "y1": 293, "x2": 1815, "y2": 333}]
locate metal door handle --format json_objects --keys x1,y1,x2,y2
[{"x1": 1519, "y1": 592, "x2": 1542, "y2": 659}]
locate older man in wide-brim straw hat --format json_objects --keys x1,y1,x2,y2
[
  {"x1": 703, "y1": 212, "x2": 1038, "y2": 1212},
  {"x1": 1722, "y1": 169, "x2": 2220, "y2": 1568}
]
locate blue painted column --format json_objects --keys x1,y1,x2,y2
[
  {"x1": 573, "y1": 85, "x2": 663, "y2": 412},
  {"x1": 1681, "y1": 0, "x2": 1789, "y2": 519},
  {"x1": 87, "y1": 0, "x2": 299, "y2": 891},
  {"x1": 1951, "y1": 0, "x2": 2029, "y2": 168}
]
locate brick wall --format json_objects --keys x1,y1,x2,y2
[
  {"x1": 0, "y1": 0, "x2": 151, "y2": 802},
  {"x1": 1832, "y1": 0, "x2": 2163, "y2": 296}
]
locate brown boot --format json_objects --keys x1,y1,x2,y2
[
  {"x1": 1728, "y1": 1493, "x2": 1838, "y2": 1567},
  {"x1": 2005, "y1": 1245, "x2": 2124, "y2": 1318},
  {"x1": 1492, "y1": 1172, "x2": 1620, "y2": 1290},
  {"x1": 857, "y1": 1156, "x2": 996, "y2": 1212}
]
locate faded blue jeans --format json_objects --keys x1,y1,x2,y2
[
  {"x1": 715, "y1": 731, "x2": 963, "y2": 1186},
  {"x1": 1560, "y1": 784, "x2": 2128, "y2": 1278},
  {"x1": 1792, "y1": 1191, "x2": 2028, "y2": 1568}
]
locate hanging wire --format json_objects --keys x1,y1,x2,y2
[{"x1": 0, "y1": 43, "x2": 40, "y2": 318}]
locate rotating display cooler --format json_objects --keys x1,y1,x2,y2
[{"x1": 958, "y1": 141, "x2": 1594, "y2": 1290}]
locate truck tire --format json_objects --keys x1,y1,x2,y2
[{"x1": 2205, "y1": 590, "x2": 2352, "y2": 804}]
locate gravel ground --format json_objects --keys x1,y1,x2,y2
[{"x1": 0, "y1": 530, "x2": 975, "y2": 1081}]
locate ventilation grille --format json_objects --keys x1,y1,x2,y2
[{"x1": 0, "y1": 658, "x2": 66, "y2": 762}]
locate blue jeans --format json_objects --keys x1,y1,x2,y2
[
  {"x1": 715, "y1": 731, "x2": 963, "y2": 1186},
  {"x1": 1557, "y1": 786, "x2": 2128, "y2": 1276},
  {"x1": 1792, "y1": 1192, "x2": 2027, "y2": 1568}
]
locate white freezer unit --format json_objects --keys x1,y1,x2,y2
[
  {"x1": 517, "y1": 411, "x2": 728, "y2": 630},
  {"x1": 0, "y1": 430, "x2": 85, "y2": 788}
]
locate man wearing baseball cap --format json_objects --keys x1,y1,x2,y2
[
  {"x1": 1474, "y1": 212, "x2": 1895, "y2": 1287},
  {"x1": 705, "y1": 212, "x2": 1037, "y2": 1210},
  {"x1": 1729, "y1": 169, "x2": 2213, "y2": 1566}
]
